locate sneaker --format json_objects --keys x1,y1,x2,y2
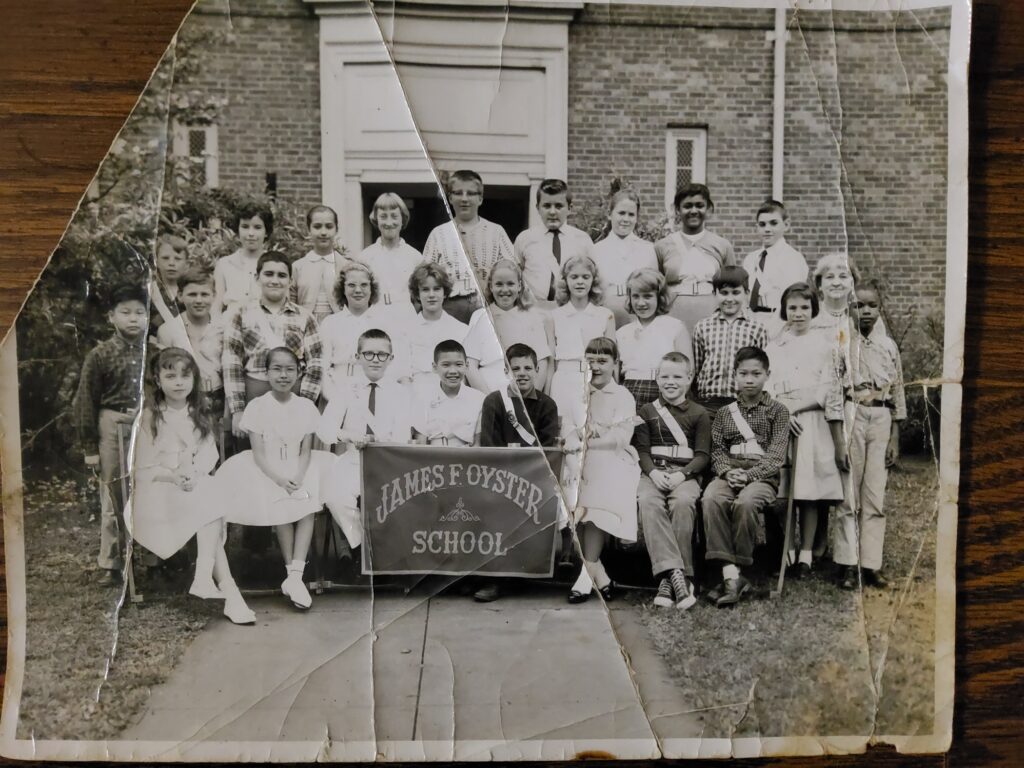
[
  {"x1": 653, "y1": 578, "x2": 675, "y2": 608},
  {"x1": 715, "y1": 575, "x2": 751, "y2": 607},
  {"x1": 670, "y1": 570, "x2": 697, "y2": 611},
  {"x1": 188, "y1": 576, "x2": 224, "y2": 600},
  {"x1": 705, "y1": 580, "x2": 725, "y2": 604}
]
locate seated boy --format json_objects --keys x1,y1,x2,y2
[
  {"x1": 473, "y1": 344, "x2": 560, "y2": 602},
  {"x1": 479, "y1": 343, "x2": 559, "y2": 449},
  {"x1": 634, "y1": 352, "x2": 710, "y2": 611},
  {"x1": 833, "y1": 282, "x2": 906, "y2": 590},
  {"x1": 72, "y1": 284, "x2": 149, "y2": 582},
  {"x1": 318, "y1": 328, "x2": 412, "y2": 553},
  {"x1": 157, "y1": 267, "x2": 225, "y2": 416},
  {"x1": 691, "y1": 266, "x2": 769, "y2": 416},
  {"x1": 701, "y1": 346, "x2": 790, "y2": 607},
  {"x1": 411, "y1": 340, "x2": 484, "y2": 446}
]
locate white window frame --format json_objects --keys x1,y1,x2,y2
[
  {"x1": 664, "y1": 127, "x2": 707, "y2": 213},
  {"x1": 172, "y1": 122, "x2": 219, "y2": 188}
]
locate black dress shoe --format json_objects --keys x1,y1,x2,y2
[
  {"x1": 473, "y1": 581, "x2": 501, "y2": 603},
  {"x1": 598, "y1": 583, "x2": 615, "y2": 602},
  {"x1": 838, "y1": 566, "x2": 857, "y2": 591},
  {"x1": 862, "y1": 569, "x2": 890, "y2": 588},
  {"x1": 568, "y1": 589, "x2": 591, "y2": 604},
  {"x1": 705, "y1": 581, "x2": 725, "y2": 604},
  {"x1": 797, "y1": 562, "x2": 812, "y2": 579}
]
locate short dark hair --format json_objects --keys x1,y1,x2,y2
[
  {"x1": 756, "y1": 199, "x2": 788, "y2": 220},
  {"x1": 734, "y1": 346, "x2": 769, "y2": 371},
  {"x1": 409, "y1": 262, "x2": 453, "y2": 310},
  {"x1": 267, "y1": 346, "x2": 299, "y2": 367},
  {"x1": 256, "y1": 251, "x2": 292, "y2": 277},
  {"x1": 584, "y1": 336, "x2": 619, "y2": 361},
  {"x1": 779, "y1": 282, "x2": 820, "y2": 320},
  {"x1": 713, "y1": 266, "x2": 750, "y2": 292},
  {"x1": 231, "y1": 201, "x2": 274, "y2": 238},
  {"x1": 109, "y1": 283, "x2": 149, "y2": 310},
  {"x1": 537, "y1": 178, "x2": 571, "y2": 205},
  {"x1": 673, "y1": 183, "x2": 713, "y2": 211},
  {"x1": 176, "y1": 267, "x2": 214, "y2": 292},
  {"x1": 305, "y1": 204, "x2": 338, "y2": 229},
  {"x1": 357, "y1": 328, "x2": 392, "y2": 352},
  {"x1": 505, "y1": 343, "x2": 538, "y2": 368},
  {"x1": 447, "y1": 169, "x2": 484, "y2": 196},
  {"x1": 433, "y1": 339, "x2": 467, "y2": 362}
]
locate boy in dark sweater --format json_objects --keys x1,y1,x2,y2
[
  {"x1": 634, "y1": 352, "x2": 711, "y2": 611},
  {"x1": 475, "y1": 343, "x2": 559, "y2": 602}
]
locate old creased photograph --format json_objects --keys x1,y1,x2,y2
[{"x1": 0, "y1": 0, "x2": 968, "y2": 761}]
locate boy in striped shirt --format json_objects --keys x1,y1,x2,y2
[{"x1": 691, "y1": 266, "x2": 769, "y2": 416}]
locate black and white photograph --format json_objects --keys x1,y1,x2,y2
[{"x1": 0, "y1": 0, "x2": 968, "y2": 761}]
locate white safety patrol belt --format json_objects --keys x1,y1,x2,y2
[
  {"x1": 651, "y1": 400, "x2": 693, "y2": 459},
  {"x1": 727, "y1": 401, "x2": 766, "y2": 456},
  {"x1": 499, "y1": 388, "x2": 537, "y2": 446}
]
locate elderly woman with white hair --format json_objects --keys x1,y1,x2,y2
[{"x1": 357, "y1": 192, "x2": 424, "y2": 322}]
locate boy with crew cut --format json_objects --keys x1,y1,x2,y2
[
  {"x1": 634, "y1": 352, "x2": 711, "y2": 611},
  {"x1": 691, "y1": 265, "x2": 769, "y2": 416},
  {"x1": 701, "y1": 346, "x2": 790, "y2": 607},
  {"x1": 480, "y1": 343, "x2": 560, "y2": 449},
  {"x1": 318, "y1": 328, "x2": 412, "y2": 555},
  {"x1": 515, "y1": 178, "x2": 594, "y2": 304},
  {"x1": 423, "y1": 170, "x2": 515, "y2": 323},
  {"x1": 742, "y1": 199, "x2": 809, "y2": 337},
  {"x1": 73, "y1": 284, "x2": 150, "y2": 582},
  {"x1": 411, "y1": 340, "x2": 484, "y2": 446},
  {"x1": 474, "y1": 343, "x2": 560, "y2": 602},
  {"x1": 833, "y1": 282, "x2": 906, "y2": 590}
]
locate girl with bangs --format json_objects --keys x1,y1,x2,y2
[
  {"x1": 127, "y1": 347, "x2": 255, "y2": 624},
  {"x1": 615, "y1": 268, "x2": 693, "y2": 409}
]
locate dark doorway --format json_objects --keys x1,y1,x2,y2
[{"x1": 361, "y1": 183, "x2": 531, "y2": 253}]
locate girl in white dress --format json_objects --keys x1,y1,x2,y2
[
  {"x1": 465, "y1": 258, "x2": 555, "y2": 392},
  {"x1": 653, "y1": 184, "x2": 735, "y2": 332},
  {"x1": 319, "y1": 262, "x2": 402, "y2": 400},
  {"x1": 213, "y1": 202, "x2": 272, "y2": 318},
  {"x1": 615, "y1": 268, "x2": 693, "y2": 410},
  {"x1": 127, "y1": 348, "x2": 255, "y2": 624},
  {"x1": 765, "y1": 283, "x2": 847, "y2": 575},
  {"x1": 357, "y1": 193, "x2": 423, "y2": 323},
  {"x1": 568, "y1": 337, "x2": 640, "y2": 604},
  {"x1": 591, "y1": 189, "x2": 659, "y2": 329},
  {"x1": 216, "y1": 347, "x2": 337, "y2": 609}
]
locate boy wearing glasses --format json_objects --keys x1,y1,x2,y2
[{"x1": 318, "y1": 329, "x2": 413, "y2": 554}]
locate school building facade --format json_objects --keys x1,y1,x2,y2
[{"x1": 180, "y1": 0, "x2": 952, "y2": 321}]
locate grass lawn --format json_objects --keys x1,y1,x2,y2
[
  {"x1": 627, "y1": 454, "x2": 938, "y2": 738},
  {"x1": 15, "y1": 468, "x2": 220, "y2": 741}
]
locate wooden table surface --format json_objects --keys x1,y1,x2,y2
[{"x1": 0, "y1": 1, "x2": 1021, "y2": 764}]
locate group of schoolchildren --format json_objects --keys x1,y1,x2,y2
[{"x1": 73, "y1": 169, "x2": 906, "y2": 625}]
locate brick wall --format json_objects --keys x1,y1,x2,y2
[
  {"x1": 179, "y1": 0, "x2": 322, "y2": 203},
  {"x1": 567, "y1": 4, "x2": 951, "y2": 325}
]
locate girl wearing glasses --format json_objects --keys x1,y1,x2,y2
[{"x1": 319, "y1": 262, "x2": 404, "y2": 401}]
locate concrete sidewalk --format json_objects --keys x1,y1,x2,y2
[{"x1": 122, "y1": 589, "x2": 670, "y2": 760}]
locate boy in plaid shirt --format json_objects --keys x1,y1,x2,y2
[
  {"x1": 701, "y1": 346, "x2": 789, "y2": 607},
  {"x1": 73, "y1": 284, "x2": 149, "y2": 582},
  {"x1": 691, "y1": 266, "x2": 768, "y2": 416}
]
